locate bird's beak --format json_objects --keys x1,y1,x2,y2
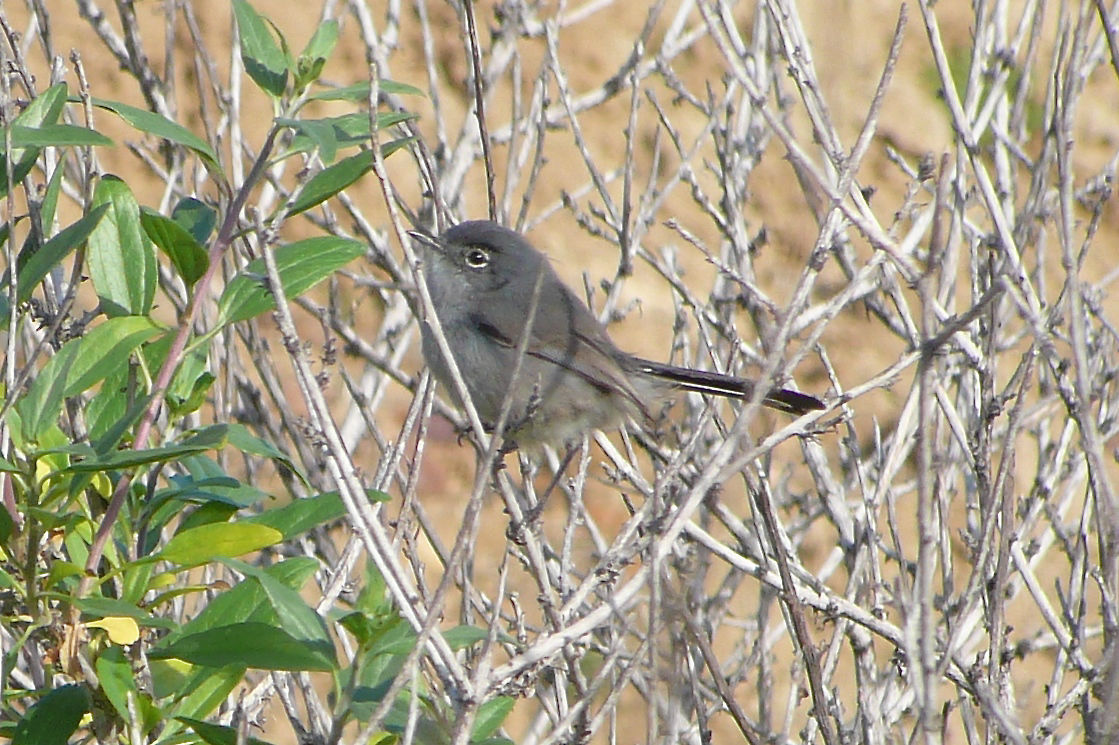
[{"x1": 407, "y1": 229, "x2": 441, "y2": 251}]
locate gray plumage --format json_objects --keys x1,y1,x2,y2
[{"x1": 412, "y1": 220, "x2": 823, "y2": 448}]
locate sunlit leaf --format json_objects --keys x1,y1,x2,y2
[
  {"x1": 150, "y1": 621, "x2": 335, "y2": 671},
  {"x1": 88, "y1": 175, "x2": 157, "y2": 316},
  {"x1": 217, "y1": 236, "x2": 364, "y2": 325},
  {"x1": 157, "y1": 521, "x2": 283, "y2": 566},
  {"x1": 87, "y1": 616, "x2": 141, "y2": 645},
  {"x1": 233, "y1": 0, "x2": 288, "y2": 98},
  {"x1": 11, "y1": 684, "x2": 89, "y2": 745},
  {"x1": 306, "y1": 80, "x2": 425, "y2": 102},
  {"x1": 92, "y1": 97, "x2": 221, "y2": 174},
  {"x1": 141, "y1": 207, "x2": 209, "y2": 288}
]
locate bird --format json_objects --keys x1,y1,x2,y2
[{"x1": 410, "y1": 220, "x2": 824, "y2": 449}]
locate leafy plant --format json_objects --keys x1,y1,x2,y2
[{"x1": 0, "y1": 3, "x2": 513, "y2": 744}]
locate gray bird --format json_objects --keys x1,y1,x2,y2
[{"x1": 410, "y1": 220, "x2": 823, "y2": 449}]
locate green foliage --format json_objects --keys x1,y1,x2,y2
[
  {"x1": 0, "y1": 2, "x2": 501, "y2": 744},
  {"x1": 10, "y1": 685, "x2": 90, "y2": 745}
]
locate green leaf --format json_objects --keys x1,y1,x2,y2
[
  {"x1": 11, "y1": 684, "x2": 90, "y2": 745},
  {"x1": 226, "y1": 560, "x2": 335, "y2": 663},
  {"x1": 141, "y1": 207, "x2": 209, "y2": 287},
  {"x1": 277, "y1": 117, "x2": 340, "y2": 162},
  {"x1": 294, "y1": 20, "x2": 338, "y2": 91},
  {"x1": 178, "y1": 717, "x2": 276, "y2": 745},
  {"x1": 7, "y1": 123, "x2": 113, "y2": 148},
  {"x1": 243, "y1": 491, "x2": 366, "y2": 539},
  {"x1": 300, "y1": 19, "x2": 338, "y2": 65},
  {"x1": 379, "y1": 135, "x2": 415, "y2": 160},
  {"x1": 39, "y1": 158, "x2": 66, "y2": 229},
  {"x1": 354, "y1": 561, "x2": 393, "y2": 618},
  {"x1": 217, "y1": 236, "x2": 364, "y2": 325},
  {"x1": 154, "y1": 469, "x2": 267, "y2": 511},
  {"x1": 141, "y1": 332, "x2": 212, "y2": 420},
  {"x1": 74, "y1": 596, "x2": 158, "y2": 623},
  {"x1": 96, "y1": 647, "x2": 139, "y2": 723},
  {"x1": 471, "y1": 697, "x2": 515, "y2": 742},
  {"x1": 89, "y1": 392, "x2": 153, "y2": 455},
  {"x1": 88, "y1": 175, "x2": 157, "y2": 316},
  {"x1": 367, "y1": 618, "x2": 419, "y2": 656},
  {"x1": 11, "y1": 204, "x2": 109, "y2": 305},
  {"x1": 150, "y1": 621, "x2": 335, "y2": 671},
  {"x1": 59, "y1": 316, "x2": 163, "y2": 397},
  {"x1": 0, "y1": 505, "x2": 14, "y2": 545},
  {"x1": 15, "y1": 340, "x2": 78, "y2": 443},
  {"x1": 14, "y1": 83, "x2": 68, "y2": 129},
  {"x1": 154, "y1": 662, "x2": 242, "y2": 722},
  {"x1": 172, "y1": 197, "x2": 217, "y2": 245},
  {"x1": 162, "y1": 574, "x2": 277, "y2": 637},
  {"x1": 178, "y1": 502, "x2": 240, "y2": 535},
  {"x1": 0, "y1": 83, "x2": 68, "y2": 197},
  {"x1": 157, "y1": 521, "x2": 282, "y2": 566},
  {"x1": 307, "y1": 80, "x2": 425, "y2": 102},
  {"x1": 444, "y1": 625, "x2": 493, "y2": 650},
  {"x1": 225, "y1": 422, "x2": 304, "y2": 482},
  {"x1": 233, "y1": 0, "x2": 289, "y2": 98},
  {"x1": 286, "y1": 150, "x2": 374, "y2": 216},
  {"x1": 163, "y1": 558, "x2": 316, "y2": 644},
  {"x1": 281, "y1": 111, "x2": 417, "y2": 158},
  {"x1": 91, "y1": 97, "x2": 221, "y2": 174},
  {"x1": 226, "y1": 560, "x2": 329, "y2": 634},
  {"x1": 168, "y1": 371, "x2": 215, "y2": 418},
  {"x1": 69, "y1": 423, "x2": 229, "y2": 472}
]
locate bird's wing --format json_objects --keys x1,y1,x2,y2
[{"x1": 468, "y1": 276, "x2": 649, "y2": 416}]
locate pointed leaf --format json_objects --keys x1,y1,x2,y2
[
  {"x1": 225, "y1": 560, "x2": 332, "y2": 649},
  {"x1": 69, "y1": 424, "x2": 229, "y2": 472},
  {"x1": 150, "y1": 621, "x2": 335, "y2": 671},
  {"x1": 88, "y1": 175, "x2": 157, "y2": 316},
  {"x1": 281, "y1": 111, "x2": 417, "y2": 157},
  {"x1": 178, "y1": 717, "x2": 276, "y2": 745},
  {"x1": 294, "y1": 20, "x2": 338, "y2": 90},
  {"x1": 233, "y1": 0, "x2": 288, "y2": 97},
  {"x1": 286, "y1": 150, "x2": 373, "y2": 216},
  {"x1": 39, "y1": 159, "x2": 66, "y2": 229},
  {"x1": 11, "y1": 684, "x2": 90, "y2": 745},
  {"x1": 444, "y1": 625, "x2": 492, "y2": 650},
  {"x1": 157, "y1": 521, "x2": 282, "y2": 566},
  {"x1": 472, "y1": 697, "x2": 515, "y2": 742},
  {"x1": 16, "y1": 341, "x2": 79, "y2": 443},
  {"x1": 141, "y1": 207, "x2": 209, "y2": 287},
  {"x1": 86, "y1": 616, "x2": 141, "y2": 645},
  {"x1": 243, "y1": 491, "x2": 362, "y2": 539},
  {"x1": 8, "y1": 124, "x2": 113, "y2": 148},
  {"x1": 74, "y1": 596, "x2": 159, "y2": 623},
  {"x1": 95, "y1": 647, "x2": 136, "y2": 720},
  {"x1": 172, "y1": 197, "x2": 217, "y2": 245},
  {"x1": 12, "y1": 204, "x2": 109, "y2": 305},
  {"x1": 217, "y1": 236, "x2": 364, "y2": 325},
  {"x1": 225, "y1": 423, "x2": 305, "y2": 482},
  {"x1": 91, "y1": 97, "x2": 221, "y2": 174},
  {"x1": 0, "y1": 83, "x2": 68, "y2": 197},
  {"x1": 60, "y1": 316, "x2": 163, "y2": 397},
  {"x1": 307, "y1": 80, "x2": 425, "y2": 102},
  {"x1": 156, "y1": 663, "x2": 242, "y2": 721},
  {"x1": 300, "y1": 19, "x2": 338, "y2": 64}
]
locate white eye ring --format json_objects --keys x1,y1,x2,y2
[{"x1": 464, "y1": 247, "x2": 490, "y2": 268}]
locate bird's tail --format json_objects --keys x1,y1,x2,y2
[{"x1": 634, "y1": 359, "x2": 824, "y2": 416}]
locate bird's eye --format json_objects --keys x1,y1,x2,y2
[{"x1": 464, "y1": 247, "x2": 490, "y2": 268}]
